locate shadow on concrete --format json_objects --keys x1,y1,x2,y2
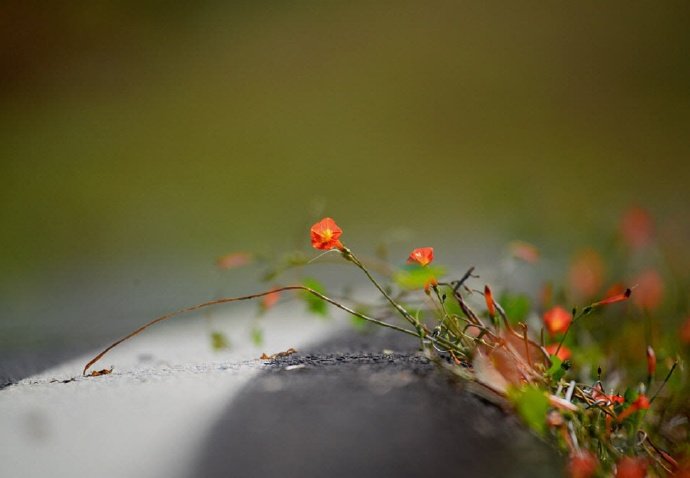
[{"x1": 194, "y1": 329, "x2": 563, "y2": 478}]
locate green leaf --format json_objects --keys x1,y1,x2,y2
[
  {"x1": 210, "y1": 331, "x2": 230, "y2": 351},
  {"x1": 301, "y1": 278, "x2": 328, "y2": 316},
  {"x1": 546, "y1": 355, "x2": 566, "y2": 382},
  {"x1": 250, "y1": 326, "x2": 264, "y2": 346},
  {"x1": 350, "y1": 315, "x2": 369, "y2": 331},
  {"x1": 349, "y1": 306, "x2": 373, "y2": 332},
  {"x1": 498, "y1": 293, "x2": 531, "y2": 324},
  {"x1": 507, "y1": 384, "x2": 550, "y2": 436},
  {"x1": 441, "y1": 286, "x2": 462, "y2": 316},
  {"x1": 393, "y1": 265, "x2": 445, "y2": 290}
]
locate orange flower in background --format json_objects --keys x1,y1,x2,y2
[
  {"x1": 216, "y1": 252, "x2": 253, "y2": 270},
  {"x1": 261, "y1": 288, "x2": 281, "y2": 311},
  {"x1": 407, "y1": 247, "x2": 434, "y2": 266},
  {"x1": 631, "y1": 269, "x2": 664, "y2": 310},
  {"x1": 568, "y1": 451, "x2": 598, "y2": 478},
  {"x1": 543, "y1": 306, "x2": 572, "y2": 335},
  {"x1": 615, "y1": 456, "x2": 647, "y2": 478},
  {"x1": 569, "y1": 249, "x2": 605, "y2": 301},
  {"x1": 681, "y1": 316, "x2": 690, "y2": 344},
  {"x1": 310, "y1": 217, "x2": 343, "y2": 250},
  {"x1": 509, "y1": 240, "x2": 540, "y2": 263},
  {"x1": 620, "y1": 206, "x2": 654, "y2": 250},
  {"x1": 546, "y1": 343, "x2": 571, "y2": 361}
]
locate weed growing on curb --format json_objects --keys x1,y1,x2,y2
[{"x1": 83, "y1": 213, "x2": 689, "y2": 476}]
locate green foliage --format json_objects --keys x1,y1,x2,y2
[
  {"x1": 507, "y1": 384, "x2": 550, "y2": 437},
  {"x1": 393, "y1": 265, "x2": 445, "y2": 290},
  {"x1": 210, "y1": 331, "x2": 230, "y2": 351},
  {"x1": 301, "y1": 278, "x2": 328, "y2": 316},
  {"x1": 348, "y1": 306, "x2": 374, "y2": 331},
  {"x1": 441, "y1": 286, "x2": 462, "y2": 316},
  {"x1": 250, "y1": 325, "x2": 264, "y2": 346},
  {"x1": 546, "y1": 355, "x2": 566, "y2": 382},
  {"x1": 350, "y1": 315, "x2": 369, "y2": 331},
  {"x1": 499, "y1": 293, "x2": 531, "y2": 324}
]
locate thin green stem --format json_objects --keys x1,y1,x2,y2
[
  {"x1": 341, "y1": 247, "x2": 421, "y2": 331},
  {"x1": 82, "y1": 283, "x2": 466, "y2": 376},
  {"x1": 649, "y1": 359, "x2": 678, "y2": 405}
]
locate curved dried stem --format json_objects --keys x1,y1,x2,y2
[{"x1": 82, "y1": 285, "x2": 466, "y2": 376}]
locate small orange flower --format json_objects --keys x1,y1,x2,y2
[
  {"x1": 310, "y1": 217, "x2": 344, "y2": 250},
  {"x1": 569, "y1": 249, "x2": 605, "y2": 301},
  {"x1": 543, "y1": 306, "x2": 572, "y2": 336},
  {"x1": 632, "y1": 269, "x2": 664, "y2": 310},
  {"x1": 568, "y1": 451, "x2": 598, "y2": 478},
  {"x1": 407, "y1": 247, "x2": 434, "y2": 266},
  {"x1": 620, "y1": 206, "x2": 654, "y2": 250},
  {"x1": 545, "y1": 343, "x2": 571, "y2": 361},
  {"x1": 615, "y1": 456, "x2": 647, "y2": 478},
  {"x1": 216, "y1": 252, "x2": 253, "y2": 270},
  {"x1": 509, "y1": 241, "x2": 540, "y2": 263},
  {"x1": 681, "y1": 316, "x2": 690, "y2": 344},
  {"x1": 423, "y1": 277, "x2": 438, "y2": 295},
  {"x1": 261, "y1": 288, "x2": 281, "y2": 311}
]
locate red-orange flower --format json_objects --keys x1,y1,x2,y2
[
  {"x1": 632, "y1": 269, "x2": 664, "y2": 310},
  {"x1": 216, "y1": 252, "x2": 253, "y2": 270},
  {"x1": 407, "y1": 247, "x2": 434, "y2": 266},
  {"x1": 615, "y1": 456, "x2": 647, "y2": 478},
  {"x1": 261, "y1": 288, "x2": 281, "y2": 311},
  {"x1": 509, "y1": 241, "x2": 540, "y2": 263},
  {"x1": 546, "y1": 343, "x2": 571, "y2": 361},
  {"x1": 424, "y1": 277, "x2": 438, "y2": 295},
  {"x1": 310, "y1": 217, "x2": 344, "y2": 250},
  {"x1": 681, "y1": 316, "x2": 690, "y2": 344},
  {"x1": 568, "y1": 451, "x2": 598, "y2": 478},
  {"x1": 543, "y1": 306, "x2": 572, "y2": 336},
  {"x1": 620, "y1": 206, "x2": 654, "y2": 250},
  {"x1": 569, "y1": 249, "x2": 605, "y2": 300}
]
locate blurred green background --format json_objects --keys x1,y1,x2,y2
[{"x1": 2, "y1": 2, "x2": 689, "y2": 370}]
